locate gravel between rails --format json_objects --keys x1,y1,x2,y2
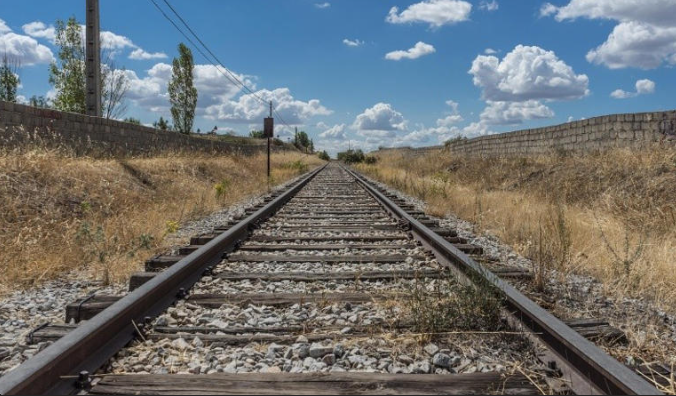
[{"x1": 100, "y1": 164, "x2": 545, "y2": 386}]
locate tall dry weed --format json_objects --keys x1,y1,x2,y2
[
  {"x1": 0, "y1": 149, "x2": 323, "y2": 292},
  {"x1": 355, "y1": 147, "x2": 676, "y2": 311}
]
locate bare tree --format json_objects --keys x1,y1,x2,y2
[
  {"x1": 102, "y1": 62, "x2": 129, "y2": 119},
  {"x1": 101, "y1": 49, "x2": 130, "y2": 119}
]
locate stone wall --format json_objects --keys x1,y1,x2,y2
[
  {"x1": 0, "y1": 100, "x2": 286, "y2": 157},
  {"x1": 442, "y1": 110, "x2": 676, "y2": 157}
]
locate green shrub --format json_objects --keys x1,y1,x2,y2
[
  {"x1": 318, "y1": 151, "x2": 330, "y2": 161},
  {"x1": 214, "y1": 178, "x2": 231, "y2": 199},
  {"x1": 283, "y1": 160, "x2": 309, "y2": 174}
]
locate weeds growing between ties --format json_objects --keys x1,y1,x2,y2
[
  {"x1": 0, "y1": 146, "x2": 323, "y2": 294},
  {"x1": 356, "y1": 147, "x2": 676, "y2": 311}
]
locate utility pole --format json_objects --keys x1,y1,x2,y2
[
  {"x1": 264, "y1": 101, "x2": 274, "y2": 190},
  {"x1": 85, "y1": 0, "x2": 102, "y2": 117},
  {"x1": 268, "y1": 101, "x2": 272, "y2": 182}
]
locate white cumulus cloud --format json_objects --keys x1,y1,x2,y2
[
  {"x1": 21, "y1": 21, "x2": 55, "y2": 41},
  {"x1": 469, "y1": 44, "x2": 589, "y2": 101},
  {"x1": 0, "y1": 19, "x2": 11, "y2": 35},
  {"x1": 636, "y1": 78, "x2": 656, "y2": 94},
  {"x1": 129, "y1": 48, "x2": 168, "y2": 60},
  {"x1": 545, "y1": 0, "x2": 676, "y2": 26},
  {"x1": 385, "y1": 42, "x2": 436, "y2": 61},
  {"x1": 22, "y1": 20, "x2": 166, "y2": 62},
  {"x1": 0, "y1": 20, "x2": 54, "y2": 65},
  {"x1": 385, "y1": 100, "x2": 467, "y2": 147},
  {"x1": 479, "y1": 1, "x2": 499, "y2": 11},
  {"x1": 539, "y1": 3, "x2": 559, "y2": 17},
  {"x1": 343, "y1": 39, "x2": 364, "y2": 47},
  {"x1": 436, "y1": 100, "x2": 463, "y2": 126},
  {"x1": 315, "y1": 2, "x2": 331, "y2": 9},
  {"x1": 124, "y1": 63, "x2": 256, "y2": 113},
  {"x1": 319, "y1": 123, "x2": 347, "y2": 139},
  {"x1": 585, "y1": 21, "x2": 676, "y2": 69},
  {"x1": 386, "y1": 0, "x2": 472, "y2": 28},
  {"x1": 99, "y1": 30, "x2": 135, "y2": 50},
  {"x1": 205, "y1": 88, "x2": 332, "y2": 125},
  {"x1": 480, "y1": 100, "x2": 554, "y2": 125},
  {"x1": 353, "y1": 103, "x2": 408, "y2": 134},
  {"x1": 543, "y1": 0, "x2": 676, "y2": 69},
  {"x1": 124, "y1": 63, "x2": 173, "y2": 112},
  {"x1": 610, "y1": 79, "x2": 656, "y2": 99}
]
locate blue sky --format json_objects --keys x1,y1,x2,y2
[{"x1": 1, "y1": 0, "x2": 674, "y2": 154}]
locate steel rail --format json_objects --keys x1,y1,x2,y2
[
  {"x1": 0, "y1": 165, "x2": 325, "y2": 396},
  {"x1": 345, "y1": 165, "x2": 660, "y2": 396}
]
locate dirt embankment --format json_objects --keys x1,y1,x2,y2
[
  {"x1": 0, "y1": 149, "x2": 323, "y2": 293},
  {"x1": 357, "y1": 148, "x2": 676, "y2": 310}
]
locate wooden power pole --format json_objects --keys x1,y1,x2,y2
[{"x1": 86, "y1": 0, "x2": 102, "y2": 117}]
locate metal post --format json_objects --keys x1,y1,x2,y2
[
  {"x1": 86, "y1": 0, "x2": 102, "y2": 117},
  {"x1": 267, "y1": 101, "x2": 272, "y2": 189}
]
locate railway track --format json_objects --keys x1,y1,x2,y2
[{"x1": 0, "y1": 163, "x2": 661, "y2": 395}]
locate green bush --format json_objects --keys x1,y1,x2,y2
[
  {"x1": 283, "y1": 160, "x2": 309, "y2": 174},
  {"x1": 318, "y1": 151, "x2": 330, "y2": 161},
  {"x1": 337, "y1": 149, "x2": 377, "y2": 164},
  {"x1": 214, "y1": 178, "x2": 231, "y2": 199},
  {"x1": 364, "y1": 155, "x2": 377, "y2": 164}
]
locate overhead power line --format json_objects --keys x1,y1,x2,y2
[
  {"x1": 147, "y1": 0, "x2": 241, "y2": 89},
  {"x1": 148, "y1": 0, "x2": 298, "y2": 133},
  {"x1": 160, "y1": 0, "x2": 266, "y2": 104}
]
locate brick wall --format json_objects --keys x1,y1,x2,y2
[
  {"x1": 441, "y1": 110, "x2": 676, "y2": 157},
  {"x1": 0, "y1": 100, "x2": 287, "y2": 157}
]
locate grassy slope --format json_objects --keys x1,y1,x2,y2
[
  {"x1": 356, "y1": 148, "x2": 676, "y2": 311},
  {"x1": 0, "y1": 150, "x2": 323, "y2": 293}
]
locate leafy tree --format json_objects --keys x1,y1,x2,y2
[
  {"x1": 153, "y1": 116, "x2": 170, "y2": 130},
  {"x1": 49, "y1": 17, "x2": 129, "y2": 117},
  {"x1": 293, "y1": 130, "x2": 311, "y2": 151},
  {"x1": 168, "y1": 43, "x2": 198, "y2": 134},
  {"x1": 49, "y1": 17, "x2": 86, "y2": 113},
  {"x1": 249, "y1": 130, "x2": 266, "y2": 139},
  {"x1": 123, "y1": 117, "x2": 141, "y2": 125},
  {"x1": 29, "y1": 95, "x2": 51, "y2": 108},
  {"x1": 336, "y1": 149, "x2": 375, "y2": 164},
  {"x1": 0, "y1": 53, "x2": 20, "y2": 102},
  {"x1": 318, "y1": 150, "x2": 330, "y2": 161},
  {"x1": 309, "y1": 139, "x2": 315, "y2": 153}
]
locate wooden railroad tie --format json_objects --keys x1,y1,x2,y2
[
  {"x1": 65, "y1": 292, "x2": 403, "y2": 323},
  {"x1": 129, "y1": 269, "x2": 447, "y2": 291},
  {"x1": 89, "y1": 372, "x2": 539, "y2": 395}
]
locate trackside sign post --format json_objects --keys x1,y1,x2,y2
[{"x1": 265, "y1": 101, "x2": 274, "y2": 187}]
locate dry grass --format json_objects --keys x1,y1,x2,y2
[
  {"x1": 0, "y1": 148, "x2": 323, "y2": 294},
  {"x1": 356, "y1": 148, "x2": 676, "y2": 311}
]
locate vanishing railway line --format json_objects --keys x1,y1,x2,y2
[{"x1": 0, "y1": 163, "x2": 662, "y2": 395}]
